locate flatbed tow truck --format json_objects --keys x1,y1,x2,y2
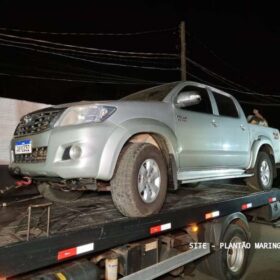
[{"x1": 0, "y1": 182, "x2": 280, "y2": 280}]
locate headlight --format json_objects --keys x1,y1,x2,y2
[{"x1": 57, "y1": 105, "x2": 117, "y2": 127}]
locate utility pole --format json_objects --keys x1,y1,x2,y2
[{"x1": 179, "y1": 21, "x2": 186, "y2": 81}]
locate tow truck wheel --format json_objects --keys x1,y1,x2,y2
[
  {"x1": 37, "y1": 182, "x2": 83, "y2": 203},
  {"x1": 246, "y1": 151, "x2": 273, "y2": 191},
  {"x1": 199, "y1": 223, "x2": 250, "y2": 280},
  {"x1": 111, "y1": 143, "x2": 167, "y2": 217}
]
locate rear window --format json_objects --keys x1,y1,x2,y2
[{"x1": 212, "y1": 91, "x2": 239, "y2": 118}]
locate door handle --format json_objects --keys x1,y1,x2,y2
[
  {"x1": 240, "y1": 124, "x2": 246, "y2": 131},
  {"x1": 212, "y1": 119, "x2": 218, "y2": 127}
]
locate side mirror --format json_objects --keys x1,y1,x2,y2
[{"x1": 175, "y1": 91, "x2": 202, "y2": 108}]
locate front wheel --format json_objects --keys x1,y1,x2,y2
[
  {"x1": 245, "y1": 151, "x2": 274, "y2": 191},
  {"x1": 111, "y1": 143, "x2": 167, "y2": 217}
]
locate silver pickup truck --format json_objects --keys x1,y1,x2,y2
[{"x1": 9, "y1": 81, "x2": 280, "y2": 217}]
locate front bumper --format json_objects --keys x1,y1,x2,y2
[{"x1": 9, "y1": 122, "x2": 117, "y2": 180}]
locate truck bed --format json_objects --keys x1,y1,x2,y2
[{"x1": 0, "y1": 182, "x2": 279, "y2": 277}]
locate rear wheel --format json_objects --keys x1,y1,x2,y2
[
  {"x1": 111, "y1": 143, "x2": 167, "y2": 217},
  {"x1": 212, "y1": 224, "x2": 249, "y2": 280},
  {"x1": 198, "y1": 224, "x2": 250, "y2": 280},
  {"x1": 37, "y1": 182, "x2": 83, "y2": 203},
  {"x1": 246, "y1": 151, "x2": 273, "y2": 191}
]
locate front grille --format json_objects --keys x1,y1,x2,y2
[
  {"x1": 14, "y1": 147, "x2": 48, "y2": 163},
  {"x1": 14, "y1": 109, "x2": 64, "y2": 137}
]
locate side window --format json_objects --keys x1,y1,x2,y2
[
  {"x1": 212, "y1": 91, "x2": 239, "y2": 118},
  {"x1": 177, "y1": 86, "x2": 212, "y2": 114}
]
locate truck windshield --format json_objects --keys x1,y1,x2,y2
[{"x1": 121, "y1": 82, "x2": 178, "y2": 101}]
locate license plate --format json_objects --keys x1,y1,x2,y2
[{"x1": 15, "y1": 139, "x2": 32, "y2": 154}]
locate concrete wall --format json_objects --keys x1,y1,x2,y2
[{"x1": 0, "y1": 97, "x2": 49, "y2": 164}]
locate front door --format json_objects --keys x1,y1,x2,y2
[{"x1": 174, "y1": 85, "x2": 223, "y2": 170}]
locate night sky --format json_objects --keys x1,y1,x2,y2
[{"x1": 0, "y1": 1, "x2": 280, "y2": 126}]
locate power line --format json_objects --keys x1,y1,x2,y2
[
  {"x1": 0, "y1": 42, "x2": 180, "y2": 71},
  {"x1": 0, "y1": 53, "x2": 165, "y2": 84},
  {"x1": 185, "y1": 31, "x2": 280, "y2": 104},
  {"x1": 0, "y1": 38, "x2": 178, "y2": 68},
  {"x1": 185, "y1": 30, "x2": 244, "y2": 75},
  {"x1": 64, "y1": 51, "x2": 178, "y2": 66},
  {"x1": 188, "y1": 71, "x2": 250, "y2": 93},
  {"x1": 0, "y1": 27, "x2": 177, "y2": 36},
  {"x1": 189, "y1": 72, "x2": 280, "y2": 98},
  {"x1": 187, "y1": 57, "x2": 251, "y2": 91},
  {"x1": 239, "y1": 100, "x2": 280, "y2": 107},
  {"x1": 0, "y1": 37, "x2": 178, "y2": 60},
  {"x1": 0, "y1": 72, "x2": 160, "y2": 84},
  {"x1": 0, "y1": 61, "x2": 161, "y2": 84},
  {"x1": 187, "y1": 58, "x2": 280, "y2": 98},
  {"x1": 62, "y1": 66, "x2": 163, "y2": 84},
  {"x1": 214, "y1": 86, "x2": 280, "y2": 98},
  {"x1": 185, "y1": 31, "x2": 280, "y2": 102},
  {"x1": 1, "y1": 38, "x2": 277, "y2": 97},
  {"x1": 0, "y1": 43, "x2": 166, "y2": 84},
  {"x1": 2, "y1": 29, "x2": 278, "y2": 101},
  {"x1": 3, "y1": 70, "x2": 280, "y2": 105},
  {"x1": 0, "y1": 32, "x2": 178, "y2": 57}
]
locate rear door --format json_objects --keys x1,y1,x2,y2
[{"x1": 210, "y1": 89, "x2": 250, "y2": 168}]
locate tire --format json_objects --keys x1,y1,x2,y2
[
  {"x1": 199, "y1": 224, "x2": 250, "y2": 280},
  {"x1": 37, "y1": 182, "x2": 83, "y2": 203},
  {"x1": 110, "y1": 143, "x2": 167, "y2": 217},
  {"x1": 245, "y1": 151, "x2": 273, "y2": 191}
]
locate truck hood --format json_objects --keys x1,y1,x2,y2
[{"x1": 49, "y1": 100, "x2": 167, "y2": 109}]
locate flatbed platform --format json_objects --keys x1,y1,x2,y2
[
  {"x1": 0, "y1": 183, "x2": 279, "y2": 277},
  {"x1": 0, "y1": 183, "x2": 255, "y2": 247}
]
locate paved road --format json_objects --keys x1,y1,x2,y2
[{"x1": 161, "y1": 222, "x2": 280, "y2": 280}]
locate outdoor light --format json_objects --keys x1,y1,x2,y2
[{"x1": 190, "y1": 224, "x2": 199, "y2": 233}]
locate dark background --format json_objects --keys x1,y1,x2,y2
[{"x1": 0, "y1": 1, "x2": 280, "y2": 126}]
